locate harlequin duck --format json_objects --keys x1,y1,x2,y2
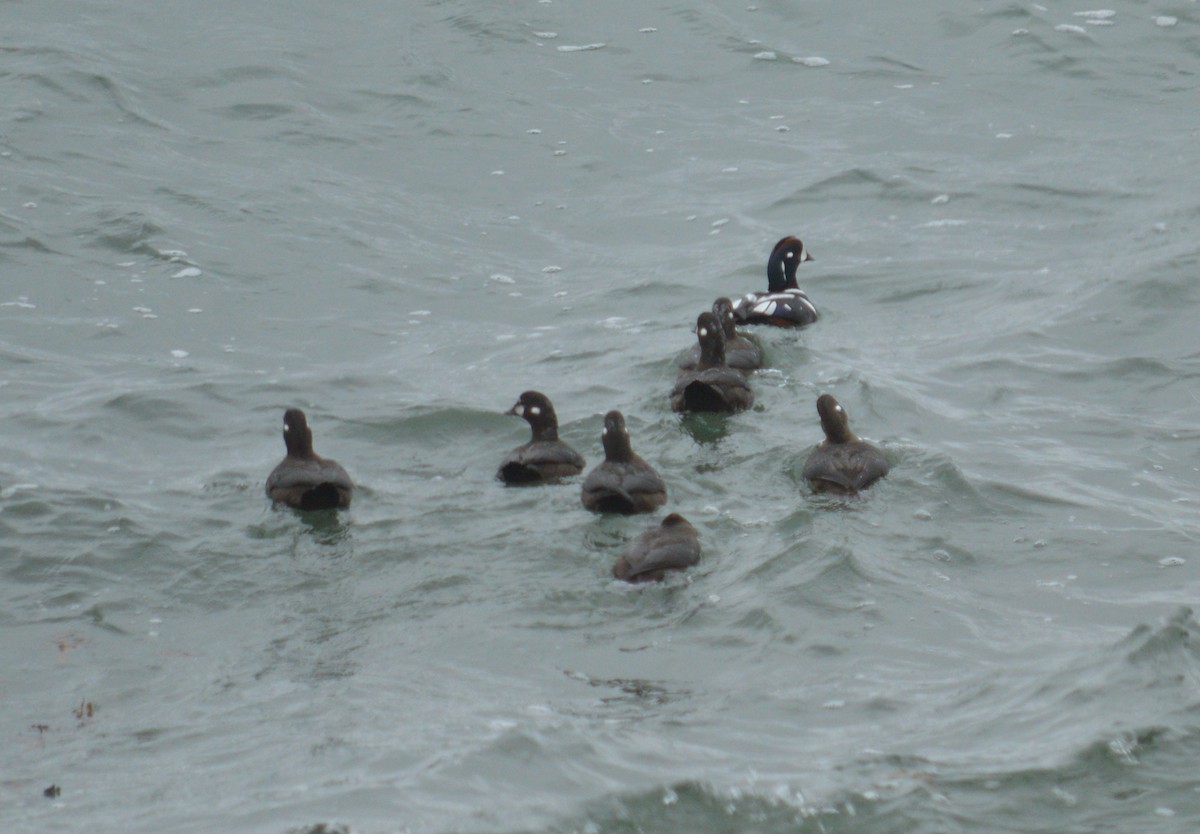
[
  {"x1": 612, "y1": 513, "x2": 701, "y2": 583},
  {"x1": 581, "y1": 410, "x2": 667, "y2": 514},
  {"x1": 733, "y1": 236, "x2": 818, "y2": 327},
  {"x1": 497, "y1": 391, "x2": 585, "y2": 484},
  {"x1": 266, "y1": 408, "x2": 354, "y2": 510},
  {"x1": 680, "y1": 298, "x2": 763, "y2": 372},
  {"x1": 802, "y1": 394, "x2": 889, "y2": 494},
  {"x1": 671, "y1": 312, "x2": 754, "y2": 413}
]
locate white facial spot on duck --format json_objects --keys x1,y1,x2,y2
[
  {"x1": 602, "y1": 427, "x2": 608, "y2": 436},
  {"x1": 699, "y1": 327, "x2": 708, "y2": 337},
  {"x1": 284, "y1": 423, "x2": 291, "y2": 433},
  {"x1": 529, "y1": 405, "x2": 541, "y2": 416}
]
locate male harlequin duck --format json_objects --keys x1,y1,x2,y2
[
  {"x1": 266, "y1": 408, "x2": 354, "y2": 510},
  {"x1": 680, "y1": 297, "x2": 763, "y2": 372},
  {"x1": 671, "y1": 312, "x2": 754, "y2": 413},
  {"x1": 581, "y1": 411, "x2": 667, "y2": 514},
  {"x1": 612, "y1": 513, "x2": 701, "y2": 583},
  {"x1": 497, "y1": 391, "x2": 585, "y2": 484},
  {"x1": 733, "y1": 236, "x2": 818, "y2": 327},
  {"x1": 802, "y1": 394, "x2": 889, "y2": 495}
]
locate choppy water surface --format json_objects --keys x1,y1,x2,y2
[{"x1": 3, "y1": 1, "x2": 1199, "y2": 832}]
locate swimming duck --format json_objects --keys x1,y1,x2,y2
[
  {"x1": 680, "y1": 297, "x2": 763, "y2": 372},
  {"x1": 497, "y1": 391, "x2": 585, "y2": 484},
  {"x1": 581, "y1": 411, "x2": 667, "y2": 514},
  {"x1": 612, "y1": 513, "x2": 701, "y2": 583},
  {"x1": 671, "y1": 311, "x2": 754, "y2": 413},
  {"x1": 266, "y1": 408, "x2": 354, "y2": 510},
  {"x1": 733, "y1": 236, "x2": 818, "y2": 327},
  {"x1": 802, "y1": 394, "x2": 889, "y2": 494}
]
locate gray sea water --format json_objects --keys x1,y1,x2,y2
[{"x1": 3, "y1": 1, "x2": 1200, "y2": 832}]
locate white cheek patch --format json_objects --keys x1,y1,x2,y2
[
  {"x1": 529, "y1": 405, "x2": 541, "y2": 416},
  {"x1": 602, "y1": 427, "x2": 608, "y2": 436},
  {"x1": 835, "y1": 405, "x2": 844, "y2": 414},
  {"x1": 699, "y1": 327, "x2": 709, "y2": 337},
  {"x1": 284, "y1": 423, "x2": 291, "y2": 433}
]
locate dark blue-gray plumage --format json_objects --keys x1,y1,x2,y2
[{"x1": 733, "y1": 236, "x2": 818, "y2": 328}]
